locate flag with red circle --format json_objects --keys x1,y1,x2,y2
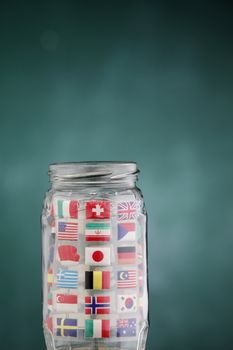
[
  {"x1": 85, "y1": 246, "x2": 111, "y2": 266},
  {"x1": 117, "y1": 294, "x2": 137, "y2": 313}
]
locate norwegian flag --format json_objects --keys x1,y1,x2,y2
[
  {"x1": 117, "y1": 201, "x2": 137, "y2": 221},
  {"x1": 85, "y1": 296, "x2": 110, "y2": 315}
]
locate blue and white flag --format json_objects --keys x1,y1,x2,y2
[{"x1": 56, "y1": 269, "x2": 78, "y2": 289}]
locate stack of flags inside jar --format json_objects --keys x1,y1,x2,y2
[{"x1": 46, "y1": 198, "x2": 141, "y2": 339}]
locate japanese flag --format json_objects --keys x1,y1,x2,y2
[{"x1": 85, "y1": 247, "x2": 111, "y2": 266}]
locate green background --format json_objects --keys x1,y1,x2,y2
[{"x1": 0, "y1": 1, "x2": 233, "y2": 349}]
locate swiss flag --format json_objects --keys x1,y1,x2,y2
[{"x1": 86, "y1": 201, "x2": 110, "y2": 219}]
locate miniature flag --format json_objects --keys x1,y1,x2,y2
[
  {"x1": 56, "y1": 269, "x2": 78, "y2": 289},
  {"x1": 85, "y1": 246, "x2": 111, "y2": 266},
  {"x1": 117, "y1": 246, "x2": 136, "y2": 264},
  {"x1": 58, "y1": 245, "x2": 80, "y2": 264},
  {"x1": 117, "y1": 270, "x2": 136, "y2": 289},
  {"x1": 48, "y1": 203, "x2": 55, "y2": 227},
  {"x1": 85, "y1": 296, "x2": 110, "y2": 315},
  {"x1": 57, "y1": 221, "x2": 78, "y2": 241},
  {"x1": 85, "y1": 271, "x2": 110, "y2": 290},
  {"x1": 56, "y1": 318, "x2": 78, "y2": 337},
  {"x1": 85, "y1": 222, "x2": 111, "y2": 242},
  {"x1": 85, "y1": 319, "x2": 110, "y2": 338},
  {"x1": 56, "y1": 200, "x2": 78, "y2": 219},
  {"x1": 47, "y1": 268, "x2": 53, "y2": 286},
  {"x1": 116, "y1": 318, "x2": 136, "y2": 337},
  {"x1": 48, "y1": 292, "x2": 53, "y2": 307},
  {"x1": 117, "y1": 222, "x2": 136, "y2": 241},
  {"x1": 117, "y1": 201, "x2": 137, "y2": 221},
  {"x1": 56, "y1": 294, "x2": 78, "y2": 313},
  {"x1": 49, "y1": 244, "x2": 55, "y2": 265},
  {"x1": 86, "y1": 201, "x2": 110, "y2": 219},
  {"x1": 117, "y1": 294, "x2": 137, "y2": 313},
  {"x1": 46, "y1": 317, "x2": 53, "y2": 332},
  {"x1": 139, "y1": 269, "x2": 143, "y2": 288}
]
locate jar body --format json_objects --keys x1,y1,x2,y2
[{"x1": 42, "y1": 181, "x2": 149, "y2": 350}]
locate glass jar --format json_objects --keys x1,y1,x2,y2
[{"x1": 41, "y1": 162, "x2": 149, "y2": 350}]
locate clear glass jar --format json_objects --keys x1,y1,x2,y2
[{"x1": 41, "y1": 162, "x2": 149, "y2": 350}]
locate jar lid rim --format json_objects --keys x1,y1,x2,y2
[{"x1": 48, "y1": 161, "x2": 139, "y2": 184}]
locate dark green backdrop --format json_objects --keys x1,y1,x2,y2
[{"x1": 1, "y1": 1, "x2": 233, "y2": 350}]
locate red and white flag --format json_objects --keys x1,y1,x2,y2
[
  {"x1": 85, "y1": 246, "x2": 111, "y2": 266},
  {"x1": 86, "y1": 201, "x2": 110, "y2": 219},
  {"x1": 56, "y1": 294, "x2": 78, "y2": 313}
]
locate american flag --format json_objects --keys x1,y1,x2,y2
[
  {"x1": 117, "y1": 201, "x2": 137, "y2": 221},
  {"x1": 117, "y1": 270, "x2": 137, "y2": 288},
  {"x1": 57, "y1": 221, "x2": 78, "y2": 241}
]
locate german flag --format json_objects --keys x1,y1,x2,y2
[
  {"x1": 117, "y1": 246, "x2": 136, "y2": 264},
  {"x1": 85, "y1": 271, "x2": 110, "y2": 290}
]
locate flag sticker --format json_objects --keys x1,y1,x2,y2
[
  {"x1": 117, "y1": 294, "x2": 137, "y2": 313},
  {"x1": 47, "y1": 268, "x2": 53, "y2": 286},
  {"x1": 117, "y1": 270, "x2": 136, "y2": 289},
  {"x1": 85, "y1": 296, "x2": 110, "y2": 315},
  {"x1": 117, "y1": 201, "x2": 137, "y2": 221},
  {"x1": 48, "y1": 203, "x2": 55, "y2": 227},
  {"x1": 85, "y1": 247, "x2": 111, "y2": 266},
  {"x1": 85, "y1": 271, "x2": 110, "y2": 290},
  {"x1": 117, "y1": 222, "x2": 136, "y2": 241},
  {"x1": 117, "y1": 246, "x2": 136, "y2": 264},
  {"x1": 56, "y1": 294, "x2": 78, "y2": 313},
  {"x1": 56, "y1": 200, "x2": 79, "y2": 219},
  {"x1": 116, "y1": 318, "x2": 136, "y2": 337},
  {"x1": 47, "y1": 317, "x2": 53, "y2": 332},
  {"x1": 58, "y1": 245, "x2": 80, "y2": 264},
  {"x1": 49, "y1": 244, "x2": 55, "y2": 265},
  {"x1": 57, "y1": 221, "x2": 78, "y2": 241},
  {"x1": 56, "y1": 269, "x2": 78, "y2": 289},
  {"x1": 86, "y1": 201, "x2": 110, "y2": 219},
  {"x1": 48, "y1": 292, "x2": 53, "y2": 307},
  {"x1": 85, "y1": 222, "x2": 111, "y2": 241},
  {"x1": 56, "y1": 318, "x2": 78, "y2": 337},
  {"x1": 85, "y1": 319, "x2": 110, "y2": 338}
]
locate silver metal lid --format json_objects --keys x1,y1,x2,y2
[{"x1": 49, "y1": 161, "x2": 139, "y2": 186}]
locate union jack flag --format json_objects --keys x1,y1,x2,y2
[{"x1": 117, "y1": 201, "x2": 137, "y2": 221}]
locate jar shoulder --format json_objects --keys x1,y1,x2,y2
[{"x1": 42, "y1": 186, "x2": 146, "y2": 212}]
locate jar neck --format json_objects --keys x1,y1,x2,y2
[{"x1": 49, "y1": 162, "x2": 139, "y2": 190}]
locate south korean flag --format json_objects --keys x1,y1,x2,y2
[{"x1": 117, "y1": 294, "x2": 137, "y2": 313}]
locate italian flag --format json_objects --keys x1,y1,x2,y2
[
  {"x1": 56, "y1": 200, "x2": 78, "y2": 219},
  {"x1": 85, "y1": 222, "x2": 110, "y2": 241},
  {"x1": 85, "y1": 319, "x2": 110, "y2": 338}
]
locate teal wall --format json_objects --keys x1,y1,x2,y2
[{"x1": 0, "y1": 1, "x2": 233, "y2": 350}]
